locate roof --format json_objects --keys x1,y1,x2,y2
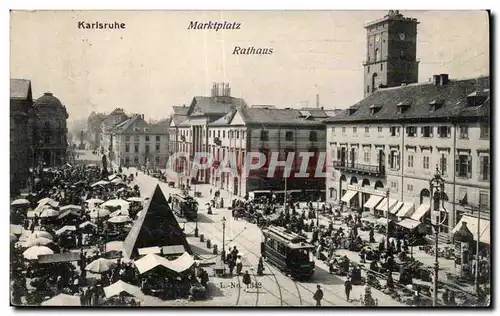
[
  {"x1": 103, "y1": 108, "x2": 128, "y2": 125},
  {"x1": 209, "y1": 108, "x2": 238, "y2": 126},
  {"x1": 187, "y1": 96, "x2": 248, "y2": 116},
  {"x1": 171, "y1": 114, "x2": 188, "y2": 126},
  {"x1": 10, "y1": 79, "x2": 32, "y2": 100},
  {"x1": 149, "y1": 118, "x2": 171, "y2": 134},
  {"x1": 325, "y1": 76, "x2": 490, "y2": 124},
  {"x1": 172, "y1": 105, "x2": 189, "y2": 115},
  {"x1": 34, "y1": 92, "x2": 63, "y2": 108},
  {"x1": 237, "y1": 106, "x2": 325, "y2": 127},
  {"x1": 123, "y1": 185, "x2": 192, "y2": 259}
]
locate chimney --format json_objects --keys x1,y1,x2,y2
[
  {"x1": 440, "y1": 74, "x2": 449, "y2": 86},
  {"x1": 433, "y1": 75, "x2": 440, "y2": 86},
  {"x1": 316, "y1": 94, "x2": 320, "y2": 109}
]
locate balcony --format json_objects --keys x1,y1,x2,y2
[{"x1": 333, "y1": 161, "x2": 385, "y2": 177}]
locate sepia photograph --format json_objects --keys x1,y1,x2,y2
[{"x1": 9, "y1": 9, "x2": 491, "y2": 307}]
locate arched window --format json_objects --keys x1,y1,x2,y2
[
  {"x1": 362, "y1": 179, "x2": 370, "y2": 187},
  {"x1": 43, "y1": 121, "x2": 51, "y2": 144},
  {"x1": 372, "y1": 73, "x2": 378, "y2": 93},
  {"x1": 420, "y1": 188, "x2": 431, "y2": 205},
  {"x1": 350, "y1": 176, "x2": 358, "y2": 185},
  {"x1": 340, "y1": 175, "x2": 347, "y2": 182},
  {"x1": 374, "y1": 180, "x2": 384, "y2": 189}
]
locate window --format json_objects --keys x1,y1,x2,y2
[
  {"x1": 391, "y1": 181, "x2": 397, "y2": 189},
  {"x1": 407, "y1": 184, "x2": 414, "y2": 192},
  {"x1": 437, "y1": 126, "x2": 451, "y2": 138},
  {"x1": 390, "y1": 126, "x2": 400, "y2": 137},
  {"x1": 353, "y1": 127, "x2": 357, "y2": 133},
  {"x1": 367, "y1": 86, "x2": 370, "y2": 94},
  {"x1": 440, "y1": 154, "x2": 448, "y2": 176},
  {"x1": 155, "y1": 144, "x2": 160, "y2": 152},
  {"x1": 223, "y1": 131, "x2": 226, "y2": 138},
  {"x1": 455, "y1": 154, "x2": 472, "y2": 178},
  {"x1": 155, "y1": 156, "x2": 160, "y2": 163},
  {"x1": 423, "y1": 156, "x2": 430, "y2": 169},
  {"x1": 309, "y1": 131, "x2": 318, "y2": 141},
  {"x1": 145, "y1": 135, "x2": 150, "y2": 142},
  {"x1": 236, "y1": 131, "x2": 240, "y2": 139},
  {"x1": 421, "y1": 126, "x2": 433, "y2": 138},
  {"x1": 364, "y1": 126, "x2": 370, "y2": 133},
  {"x1": 134, "y1": 144, "x2": 139, "y2": 153},
  {"x1": 479, "y1": 155, "x2": 490, "y2": 181},
  {"x1": 260, "y1": 130, "x2": 269, "y2": 141},
  {"x1": 375, "y1": 48, "x2": 380, "y2": 61},
  {"x1": 145, "y1": 145, "x2": 150, "y2": 154},
  {"x1": 479, "y1": 192, "x2": 489, "y2": 209},
  {"x1": 134, "y1": 156, "x2": 139, "y2": 164},
  {"x1": 242, "y1": 131, "x2": 245, "y2": 139},
  {"x1": 367, "y1": 66, "x2": 370, "y2": 73},
  {"x1": 331, "y1": 127, "x2": 335, "y2": 133},
  {"x1": 407, "y1": 154, "x2": 414, "y2": 168},
  {"x1": 459, "y1": 125, "x2": 469, "y2": 139},
  {"x1": 135, "y1": 135, "x2": 140, "y2": 142},
  {"x1": 125, "y1": 136, "x2": 130, "y2": 142},
  {"x1": 380, "y1": 63, "x2": 384, "y2": 71},
  {"x1": 406, "y1": 126, "x2": 417, "y2": 137},
  {"x1": 377, "y1": 126, "x2": 383, "y2": 133},
  {"x1": 285, "y1": 131, "x2": 294, "y2": 141},
  {"x1": 364, "y1": 151, "x2": 371, "y2": 163},
  {"x1": 342, "y1": 127, "x2": 346, "y2": 133},
  {"x1": 480, "y1": 124, "x2": 490, "y2": 139},
  {"x1": 389, "y1": 150, "x2": 400, "y2": 170},
  {"x1": 156, "y1": 135, "x2": 160, "y2": 142},
  {"x1": 125, "y1": 144, "x2": 130, "y2": 153}
]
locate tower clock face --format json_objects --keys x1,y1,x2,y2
[
  {"x1": 399, "y1": 32, "x2": 406, "y2": 40},
  {"x1": 375, "y1": 35, "x2": 381, "y2": 42}
]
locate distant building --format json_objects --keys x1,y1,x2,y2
[
  {"x1": 10, "y1": 79, "x2": 33, "y2": 195},
  {"x1": 30, "y1": 92, "x2": 69, "y2": 167},
  {"x1": 168, "y1": 105, "x2": 189, "y2": 159},
  {"x1": 87, "y1": 111, "x2": 106, "y2": 149},
  {"x1": 111, "y1": 114, "x2": 170, "y2": 168},
  {"x1": 100, "y1": 108, "x2": 128, "y2": 159}
]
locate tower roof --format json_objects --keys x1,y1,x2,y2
[
  {"x1": 123, "y1": 185, "x2": 192, "y2": 259},
  {"x1": 34, "y1": 92, "x2": 64, "y2": 108}
]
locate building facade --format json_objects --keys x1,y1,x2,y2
[
  {"x1": 10, "y1": 79, "x2": 33, "y2": 195},
  {"x1": 325, "y1": 74, "x2": 490, "y2": 240},
  {"x1": 205, "y1": 106, "x2": 327, "y2": 198},
  {"x1": 111, "y1": 114, "x2": 170, "y2": 168},
  {"x1": 100, "y1": 108, "x2": 128, "y2": 159},
  {"x1": 168, "y1": 105, "x2": 189, "y2": 161},
  {"x1": 87, "y1": 111, "x2": 106, "y2": 150}
]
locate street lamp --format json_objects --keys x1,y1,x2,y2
[
  {"x1": 221, "y1": 216, "x2": 227, "y2": 274},
  {"x1": 429, "y1": 166, "x2": 447, "y2": 307},
  {"x1": 385, "y1": 188, "x2": 390, "y2": 250}
]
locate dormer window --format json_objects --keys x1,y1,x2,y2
[
  {"x1": 396, "y1": 101, "x2": 411, "y2": 113},
  {"x1": 369, "y1": 104, "x2": 382, "y2": 115},
  {"x1": 348, "y1": 108, "x2": 358, "y2": 115},
  {"x1": 429, "y1": 99, "x2": 444, "y2": 111},
  {"x1": 466, "y1": 91, "x2": 488, "y2": 107}
]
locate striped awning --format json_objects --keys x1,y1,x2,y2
[
  {"x1": 363, "y1": 195, "x2": 384, "y2": 209},
  {"x1": 341, "y1": 190, "x2": 358, "y2": 203},
  {"x1": 410, "y1": 204, "x2": 430, "y2": 221}
]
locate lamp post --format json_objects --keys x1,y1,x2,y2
[
  {"x1": 385, "y1": 188, "x2": 390, "y2": 250},
  {"x1": 221, "y1": 216, "x2": 227, "y2": 274},
  {"x1": 429, "y1": 166, "x2": 447, "y2": 306}
]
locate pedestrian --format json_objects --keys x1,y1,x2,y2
[
  {"x1": 236, "y1": 255, "x2": 243, "y2": 275},
  {"x1": 313, "y1": 285, "x2": 323, "y2": 307},
  {"x1": 344, "y1": 277, "x2": 352, "y2": 302},
  {"x1": 242, "y1": 271, "x2": 251, "y2": 291}
]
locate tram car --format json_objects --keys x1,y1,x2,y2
[
  {"x1": 261, "y1": 225, "x2": 315, "y2": 280},
  {"x1": 170, "y1": 193, "x2": 198, "y2": 221}
]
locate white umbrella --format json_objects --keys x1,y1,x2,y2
[
  {"x1": 39, "y1": 208, "x2": 59, "y2": 218},
  {"x1": 109, "y1": 209, "x2": 129, "y2": 217},
  {"x1": 29, "y1": 231, "x2": 53, "y2": 240},
  {"x1": 108, "y1": 215, "x2": 131, "y2": 224},
  {"x1": 92, "y1": 180, "x2": 110, "y2": 187},
  {"x1": 11, "y1": 199, "x2": 30, "y2": 206},
  {"x1": 105, "y1": 241, "x2": 125, "y2": 253},
  {"x1": 127, "y1": 197, "x2": 145, "y2": 202},
  {"x1": 23, "y1": 246, "x2": 54, "y2": 260},
  {"x1": 90, "y1": 208, "x2": 110, "y2": 218},
  {"x1": 41, "y1": 293, "x2": 80, "y2": 306},
  {"x1": 101, "y1": 199, "x2": 130, "y2": 208},
  {"x1": 86, "y1": 198, "x2": 104, "y2": 204},
  {"x1": 104, "y1": 280, "x2": 143, "y2": 299},
  {"x1": 25, "y1": 237, "x2": 53, "y2": 247},
  {"x1": 55, "y1": 225, "x2": 77, "y2": 235},
  {"x1": 37, "y1": 197, "x2": 59, "y2": 208},
  {"x1": 108, "y1": 174, "x2": 118, "y2": 181},
  {"x1": 85, "y1": 258, "x2": 116, "y2": 273},
  {"x1": 111, "y1": 178, "x2": 123, "y2": 184},
  {"x1": 60, "y1": 205, "x2": 82, "y2": 211}
]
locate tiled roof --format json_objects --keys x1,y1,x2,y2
[
  {"x1": 239, "y1": 106, "x2": 325, "y2": 127},
  {"x1": 172, "y1": 105, "x2": 189, "y2": 115},
  {"x1": 188, "y1": 96, "x2": 247, "y2": 116},
  {"x1": 149, "y1": 119, "x2": 170, "y2": 134},
  {"x1": 324, "y1": 76, "x2": 490, "y2": 124},
  {"x1": 10, "y1": 79, "x2": 32, "y2": 100}
]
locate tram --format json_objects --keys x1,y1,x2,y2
[
  {"x1": 170, "y1": 193, "x2": 198, "y2": 221},
  {"x1": 261, "y1": 225, "x2": 315, "y2": 280}
]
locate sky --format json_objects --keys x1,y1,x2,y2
[{"x1": 10, "y1": 10, "x2": 489, "y2": 122}]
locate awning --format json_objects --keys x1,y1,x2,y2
[
  {"x1": 396, "y1": 202, "x2": 415, "y2": 218},
  {"x1": 391, "y1": 201, "x2": 404, "y2": 214},
  {"x1": 10, "y1": 224, "x2": 23, "y2": 235},
  {"x1": 458, "y1": 191, "x2": 468, "y2": 204},
  {"x1": 375, "y1": 198, "x2": 398, "y2": 211},
  {"x1": 341, "y1": 190, "x2": 358, "y2": 203},
  {"x1": 397, "y1": 218, "x2": 422, "y2": 230},
  {"x1": 451, "y1": 215, "x2": 490, "y2": 244},
  {"x1": 38, "y1": 252, "x2": 81, "y2": 264},
  {"x1": 134, "y1": 254, "x2": 170, "y2": 274},
  {"x1": 376, "y1": 218, "x2": 389, "y2": 226},
  {"x1": 410, "y1": 204, "x2": 430, "y2": 221},
  {"x1": 103, "y1": 280, "x2": 144, "y2": 299},
  {"x1": 165, "y1": 252, "x2": 195, "y2": 273},
  {"x1": 162, "y1": 245, "x2": 186, "y2": 256},
  {"x1": 363, "y1": 195, "x2": 384, "y2": 209},
  {"x1": 138, "y1": 246, "x2": 161, "y2": 256}
]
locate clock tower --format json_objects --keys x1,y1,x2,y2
[{"x1": 363, "y1": 10, "x2": 419, "y2": 97}]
